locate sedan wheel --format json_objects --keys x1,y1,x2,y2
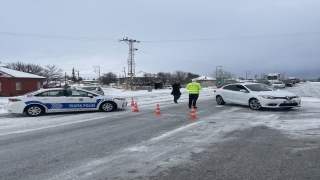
[
  {"x1": 249, "y1": 99, "x2": 261, "y2": 110},
  {"x1": 26, "y1": 105, "x2": 43, "y2": 116},
  {"x1": 216, "y1": 95, "x2": 225, "y2": 105},
  {"x1": 100, "y1": 102, "x2": 116, "y2": 112}
]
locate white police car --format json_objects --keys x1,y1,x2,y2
[{"x1": 6, "y1": 86, "x2": 127, "y2": 116}]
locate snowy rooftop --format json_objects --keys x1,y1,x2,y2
[
  {"x1": 0, "y1": 67, "x2": 45, "y2": 78},
  {"x1": 193, "y1": 76, "x2": 216, "y2": 81}
]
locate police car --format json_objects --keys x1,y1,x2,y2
[{"x1": 6, "y1": 86, "x2": 127, "y2": 116}]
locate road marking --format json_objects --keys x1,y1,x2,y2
[{"x1": 150, "y1": 121, "x2": 201, "y2": 141}]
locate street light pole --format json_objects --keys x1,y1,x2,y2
[
  {"x1": 216, "y1": 66, "x2": 222, "y2": 85},
  {"x1": 246, "y1": 71, "x2": 250, "y2": 81},
  {"x1": 93, "y1": 66, "x2": 100, "y2": 84}
]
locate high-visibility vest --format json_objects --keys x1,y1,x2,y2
[{"x1": 186, "y1": 82, "x2": 202, "y2": 94}]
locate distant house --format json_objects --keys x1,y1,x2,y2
[
  {"x1": 83, "y1": 80, "x2": 99, "y2": 85},
  {"x1": 192, "y1": 76, "x2": 216, "y2": 87},
  {"x1": 43, "y1": 81, "x2": 62, "y2": 89},
  {"x1": 0, "y1": 67, "x2": 45, "y2": 96}
]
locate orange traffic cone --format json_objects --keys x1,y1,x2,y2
[
  {"x1": 132, "y1": 102, "x2": 140, "y2": 112},
  {"x1": 188, "y1": 106, "x2": 198, "y2": 119},
  {"x1": 130, "y1": 98, "x2": 135, "y2": 106},
  {"x1": 154, "y1": 104, "x2": 162, "y2": 115}
]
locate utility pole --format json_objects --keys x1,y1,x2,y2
[
  {"x1": 75, "y1": 70, "x2": 80, "y2": 86},
  {"x1": 120, "y1": 37, "x2": 140, "y2": 90},
  {"x1": 246, "y1": 71, "x2": 250, "y2": 81},
  {"x1": 65, "y1": 72, "x2": 67, "y2": 85},
  {"x1": 123, "y1": 67, "x2": 128, "y2": 90},
  {"x1": 93, "y1": 66, "x2": 100, "y2": 84},
  {"x1": 216, "y1": 66, "x2": 222, "y2": 85}
]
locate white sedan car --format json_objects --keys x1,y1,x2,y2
[
  {"x1": 6, "y1": 86, "x2": 127, "y2": 116},
  {"x1": 214, "y1": 83, "x2": 301, "y2": 110},
  {"x1": 270, "y1": 81, "x2": 286, "y2": 89}
]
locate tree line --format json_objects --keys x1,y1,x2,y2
[{"x1": 5, "y1": 62, "x2": 236, "y2": 86}]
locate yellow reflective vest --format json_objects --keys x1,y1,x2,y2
[{"x1": 186, "y1": 82, "x2": 202, "y2": 94}]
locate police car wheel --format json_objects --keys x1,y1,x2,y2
[
  {"x1": 25, "y1": 105, "x2": 44, "y2": 116},
  {"x1": 100, "y1": 102, "x2": 116, "y2": 112}
]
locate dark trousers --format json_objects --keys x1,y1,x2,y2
[
  {"x1": 173, "y1": 95, "x2": 180, "y2": 102},
  {"x1": 188, "y1": 94, "x2": 199, "y2": 108}
]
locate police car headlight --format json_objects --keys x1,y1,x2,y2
[
  {"x1": 114, "y1": 98, "x2": 126, "y2": 101},
  {"x1": 259, "y1": 95, "x2": 276, "y2": 99}
]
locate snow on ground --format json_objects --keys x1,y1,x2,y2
[
  {"x1": 0, "y1": 86, "x2": 216, "y2": 114},
  {"x1": 0, "y1": 82, "x2": 319, "y2": 139},
  {"x1": 0, "y1": 97, "x2": 7, "y2": 114},
  {"x1": 1, "y1": 82, "x2": 319, "y2": 114}
]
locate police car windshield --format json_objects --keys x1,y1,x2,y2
[{"x1": 22, "y1": 90, "x2": 40, "y2": 95}]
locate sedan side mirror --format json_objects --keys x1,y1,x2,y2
[
  {"x1": 88, "y1": 94, "x2": 94, "y2": 98},
  {"x1": 240, "y1": 89, "x2": 248, "y2": 93}
]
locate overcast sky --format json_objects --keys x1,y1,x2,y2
[{"x1": 0, "y1": 0, "x2": 319, "y2": 79}]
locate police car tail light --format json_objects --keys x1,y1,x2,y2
[{"x1": 9, "y1": 98, "x2": 21, "y2": 102}]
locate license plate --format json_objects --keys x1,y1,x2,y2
[{"x1": 284, "y1": 100, "x2": 295, "y2": 103}]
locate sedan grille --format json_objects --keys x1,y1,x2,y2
[
  {"x1": 275, "y1": 96, "x2": 298, "y2": 100},
  {"x1": 279, "y1": 103, "x2": 299, "y2": 107}
]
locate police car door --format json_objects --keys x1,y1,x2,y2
[
  {"x1": 35, "y1": 89, "x2": 69, "y2": 112},
  {"x1": 66, "y1": 89, "x2": 98, "y2": 110}
]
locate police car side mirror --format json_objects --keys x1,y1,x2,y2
[{"x1": 88, "y1": 94, "x2": 94, "y2": 98}]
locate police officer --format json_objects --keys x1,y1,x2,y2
[{"x1": 186, "y1": 79, "x2": 202, "y2": 108}]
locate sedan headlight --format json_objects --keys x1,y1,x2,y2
[{"x1": 259, "y1": 95, "x2": 276, "y2": 99}]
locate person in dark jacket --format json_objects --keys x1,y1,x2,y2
[{"x1": 171, "y1": 80, "x2": 181, "y2": 103}]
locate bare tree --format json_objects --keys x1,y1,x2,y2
[
  {"x1": 5, "y1": 62, "x2": 26, "y2": 71},
  {"x1": 172, "y1": 70, "x2": 188, "y2": 84},
  {"x1": 185, "y1": 72, "x2": 200, "y2": 83},
  {"x1": 6, "y1": 61, "x2": 44, "y2": 76},
  {"x1": 157, "y1": 72, "x2": 173, "y2": 85},
  {"x1": 212, "y1": 69, "x2": 236, "y2": 79},
  {"x1": 28, "y1": 64, "x2": 44, "y2": 76},
  {"x1": 141, "y1": 73, "x2": 155, "y2": 84},
  {"x1": 100, "y1": 72, "x2": 118, "y2": 85},
  {"x1": 43, "y1": 64, "x2": 64, "y2": 86}
]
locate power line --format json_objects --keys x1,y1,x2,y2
[
  {"x1": 141, "y1": 32, "x2": 320, "y2": 43},
  {"x1": 1, "y1": 31, "x2": 318, "y2": 43},
  {"x1": 139, "y1": 50, "x2": 215, "y2": 66},
  {"x1": 141, "y1": 41, "x2": 320, "y2": 53},
  {"x1": 0, "y1": 32, "x2": 118, "y2": 42},
  {"x1": 95, "y1": 42, "x2": 127, "y2": 65}
]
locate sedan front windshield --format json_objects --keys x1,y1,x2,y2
[
  {"x1": 82, "y1": 87, "x2": 97, "y2": 91},
  {"x1": 245, "y1": 84, "x2": 274, "y2": 91}
]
